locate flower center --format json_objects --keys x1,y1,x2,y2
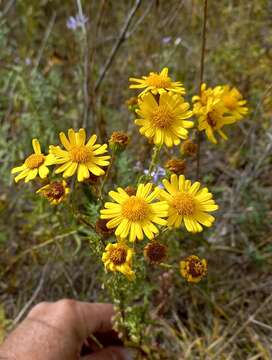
[
  {"x1": 109, "y1": 247, "x2": 127, "y2": 265},
  {"x1": 188, "y1": 259, "x2": 204, "y2": 277},
  {"x1": 146, "y1": 73, "x2": 171, "y2": 88},
  {"x1": 172, "y1": 192, "x2": 196, "y2": 216},
  {"x1": 151, "y1": 105, "x2": 175, "y2": 128},
  {"x1": 223, "y1": 94, "x2": 237, "y2": 110},
  {"x1": 25, "y1": 154, "x2": 45, "y2": 169},
  {"x1": 70, "y1": 145, "x2": 92, "y2": 163},
  {"x1": 207, "y1": 112, "x2": 217, "y2": 128},
  {"x1": 45, "y1": 182, "x2": 65, "y2": 200},
  {"x1": 122, "y1": 196, "x2": 149, "y2": 222}
]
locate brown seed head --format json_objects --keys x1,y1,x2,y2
[
  {"x1": 165, "y1": 158, "x2": 186, "y2": 175},
  {"x1": 109, "y1": 132, "x2": 130, "y2": 152},
  {"x1": 181, "y1": 139, "x2": 198, "y2": 156},
  {"x1": 125, "y1": 186, "x2": 136, "y2": 196},
  {"x1": 144, "y1": 241, "x2": 167, "y2": 264}
]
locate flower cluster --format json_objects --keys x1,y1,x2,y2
[
  {"x1": 12, "y1": 67, "x2": 248, "y2": 286},
  {"x1": 193, "y1": 83, "x2": 248, "y2": 143},
  {"x1": 130, "y1": 68, "x2": 194, "y2": 147},
  {"x1": 11, "y1": 128, "x2": 110, "y2": 204}
]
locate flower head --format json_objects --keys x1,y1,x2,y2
[
  {"x1": 181, "y1": 139, "x2": 198, "y2": 156},
  {"x1": 165, "y1": 158, "x2": 186, "y2": 175},
  {"x1": 129, "y1": 68, "x2": 185, "y2": 97},
  {"x1": 102, "y1": 241, "x2": 135, "y2": 280},
  {"x1": 193, "y1": 83, "x2": 248, "y2": 144},
  {"x1": 49, "y1": 129, "x2": 110, "y2": 182},
  {"x1": 180, "y1": 255, "x2": 207, "y2": 283},
  {"x1": 220, "y1": 85, "x2": 248, "y2": 121},
  {"x1": 11, "y1": 139, "x2": 55, "y2": 183},
  {"x1": 66, "y1": 14, "x2": 88, "y2": 30},
  {"x1": 159, "y1": 174, "x2": 218, "y2": 233},
  {"x1": 109, "y1": 131, "x2": 130, "y2": 152},
  {"x1": 143, "y1": 166, "x2": 166, "y2": 184},
  {"x1": 144, "y1": 241, "x2": 167, "y2": 264},
  {"x1": 135, "y1": 92, "x2": 193, "y2": 147},
  {"x1": 37, "y1": 180, "x2": 69, "y2": 205},
  {"x1": 100, "y1": 183, "x2": 169, "y2": 242}
]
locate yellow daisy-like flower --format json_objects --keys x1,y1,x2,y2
[
  {"x1": 180, "y1": 255, "x2": 207, "y2": 283},
  {"x1": 129, "y1": 67, "x2": 185, "y2": 97},
  {"x1": 135, "y1": 92, "x2": 193, "y2": 147},
  {"x1": 159, "y1": 174, "x2": 219, "y2": 233},
  {"x1": 11, "y1": 139, "x2": 55, "y2": 183},
  {"x1": 100, "y1": 183, "x2": 169, "y2": 242},
  {"x1": 102, "y1": 241, "x2": 135, "y2": 281},
  {"x1": 193, "y1": 83, "x2": 248, "y2": 144},
  {"x1": 195, "y1": 94, "x2": 230, "y2": 144},
  {"x1": 49, "y1": 128, "x2": 110, "y2": 182},
  {"x1": 36, "y1": 180, "x2": 70, "y2": 205},
  {"x1": 220, "y1": 85, "x2": 248, "y2": 121}
]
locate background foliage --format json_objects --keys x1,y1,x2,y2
[{"x1": 0, "y1": 1, "x2": 272, "y2": 359}]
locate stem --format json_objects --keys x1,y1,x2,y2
[
  {"x1": 76, "y1": 0, "x2": 90, "y2": 128},
  {"x1": 147, "y1": 145, "x2": 161, "y2": 177},
  {"x1": 196, "y1": 0, "x2": 208, "y2": 180},
  {"x1": 99, "y1": 152, "x2": 115, "y2": 202}
]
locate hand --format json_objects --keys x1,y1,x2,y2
[{"x1": 0, "y1": 299, "x2": 130, "y2": 360}]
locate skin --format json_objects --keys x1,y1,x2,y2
[{"x1": 0, "y1": 300, "x2": 130, "y2": 360}]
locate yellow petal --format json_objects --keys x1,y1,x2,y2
[{"x1": 32, "y1": 139, "x2": 41, "y2": 154}]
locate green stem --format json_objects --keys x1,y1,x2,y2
[
  {"x1": 196, "y1": 0, "x2": 208, "y2": 180},
  {"x1": 99, "y1": 152, "x2": 115, "y2": 202},
  {"x1": 138, "y1": 145, "x2": 162, "y2": 185}
]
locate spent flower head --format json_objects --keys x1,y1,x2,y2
[
  {"x1": 144, "y1": 241, "x2": 168, "y2": 264},
  {"x1": 109, "y1": 131, "x2": 129, "y2": 153},
  {"x1": 180, "y1": 255, "x2": 207, "y2": 283},
  {"x1": 37, "y1": 180, "x2": 70, "y2": 205},
  {"x1": 102, "y1": 241, "x2": 135, "y2": 281}
]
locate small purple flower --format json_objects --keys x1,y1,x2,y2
[
  {"x1": 144, "y1": 166, "x2": 166, "y2": 184},
  {"x1": 66, "y1": 14, "x2": 88, "y2": 30},
  {"x1": 162, "y1": 36, "x2": 172, "y2": 45}
]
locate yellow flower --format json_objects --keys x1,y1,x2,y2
[
  {"x1": 180, "y1": 255, "x2": 207, "y2": 283},
  {"x1": 102, "y1": 241, "x2": 135, "y2": 281},
  {"x1": 193, "y1": 83, "x2": 248, "y2": 144},
  {"x1": 159, "y1": 174, "x2": 218, "y2": 233},
  {"x1": 220, "y1": 85, "x2": 248, "y2": 121},
  {"x1": 49, "y1": 128, "x2": 110, "y2": 182},
  {"x1": 36, "y1": 180, "x2": 70, "y2": 205},
  {"x1": 135, "y1": 92, "x2": 193, "y2": 147},
  {"x1": 129, "y1": 67, "x2": 185, "y2": 96},
  {"x1": 100, "y1": 183, "x2": 169, "y2": 242},
  {"x1": 11, "y1": 139, "x2": 55, "y2": 183}
]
